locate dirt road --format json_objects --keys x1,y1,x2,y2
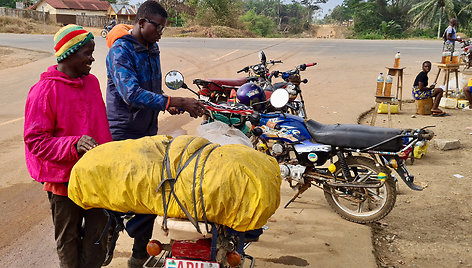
[{"x1": 0, "y1": 36, "x2": 470, "y2": 267}]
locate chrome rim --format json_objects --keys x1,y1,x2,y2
[{"x1": 331, "y1": 163, "x2": 388, "y2": 217}]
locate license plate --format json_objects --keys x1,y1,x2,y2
[{"x1": 165, "y1": 258, "x2": 219, "y2": 268}]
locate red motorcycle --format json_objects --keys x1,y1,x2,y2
[{"x1": 460, "y1": 40, "x2": 472, "y2": 69}]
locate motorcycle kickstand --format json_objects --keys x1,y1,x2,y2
[{"x1": 284, "y1": 183, "x2": 310, "y2": 208}]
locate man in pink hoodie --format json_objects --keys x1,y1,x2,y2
[{"x1": 24, "y1": 25, "x2": 112, "y2": 268}]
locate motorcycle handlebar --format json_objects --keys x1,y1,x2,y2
[{"x1": 237, "y1": 66, "x2": 250, "y2": 73}]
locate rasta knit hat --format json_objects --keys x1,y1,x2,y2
[{"x1": 54, "y1": 24, "x2": 94, "y2": 63}]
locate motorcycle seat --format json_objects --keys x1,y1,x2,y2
[
  {"x1": 305, "y1": 119, "x2": 403, "y2": 152},
  {"x1": 206, "y1": 78, "x2": 248, "y2": 92},
  {"x1": 154, "y1": 216, "x2": 212, "y2": 241}
]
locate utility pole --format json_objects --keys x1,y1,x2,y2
[{"x1": 42, "y1": 6, "x2": 46, "y2": 34}]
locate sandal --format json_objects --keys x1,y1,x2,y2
[
  {"x1": 432, "y1": 111, "x2": 448, "y2": 117},
  {"x1": 431, "y1": 109, "x2": 444, "y2": 114}
]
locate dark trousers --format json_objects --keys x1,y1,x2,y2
[
  {"x1": 47, "y1": 192, "x2": 108, "y2": 268},
  {"x1": 131, "y1": 216, "x2": 155, "y2": 259}
]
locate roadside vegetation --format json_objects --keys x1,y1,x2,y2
[
  {"x1": 2, "y1": 0, "x2": 472, "y2": 39},
  {"x1": 325, "y1": 0, "x2": 472, "y2": 39},
  {"x1": 0, "y1": 16, "x2": 60, "y2": 34}
]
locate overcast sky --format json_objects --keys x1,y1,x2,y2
[{"x1": 128, "y1": 0, "x2": 343, "y2": 18}]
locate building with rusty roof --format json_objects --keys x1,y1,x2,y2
[{"x1": 31, "y1": 0, "x2": 110, "y2": 25}]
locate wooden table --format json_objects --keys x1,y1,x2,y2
[
  {"x1": 371, "y1": 96, "x2": 395, "y2": 128},
  {"x1": 432, "y1": 63, "x2": 460, "y2": 98},
  {"x1": 385, "y1": 67, "x2": 405, "y2": 109}
]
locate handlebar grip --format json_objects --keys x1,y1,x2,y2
[
  {"x1": 237, "y1": 66, "x2": 249, "y2": 73},
  {"x1": 306, "y1": 62, "x2": 316, "y2": 67}
]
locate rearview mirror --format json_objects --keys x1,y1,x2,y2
[
  {"x1": 270, "y1": 88, "x2": 289, "y2": 108},
  {"x1": 165, "y1": 70, "x2": 184, "y2": 90},
  {"x1": 259, "y1": 51, "x2": 266, "y2": 65}
]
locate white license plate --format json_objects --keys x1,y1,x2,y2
[{"x1": 165, "y1": 258, "x2": 219, "y2": 268}]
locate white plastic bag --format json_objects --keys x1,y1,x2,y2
[{"x1": 197, "y1": 121, "x2": 252, "y2": 147}]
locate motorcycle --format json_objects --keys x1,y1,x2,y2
[
  {"x1": 137, "y1": 71, "x2": 272, "y2": 268},
  {"x1": 460, "y1": 39, "x2": 472, "y2": 69},
  {"x1": 193, "y1": 51, "x2": 281, "y2": 104},
  {"x1": 264, "y1": 61, "x2": 316, "y2": 119},
  {"x1": 101, "y1": 23, "x2": 115, "y2": 38},
  {"x1": 247, "y1": 89, "x2": 434, "y2": 223},
  {"x1": 142, "y1": 218, "x2": 262, "y2": 268},
  {"x1": 164, "y1": 70, "x2": 435, "y2": 223}
]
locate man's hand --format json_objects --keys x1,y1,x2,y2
[
  {"x1": 170, "y1": 97, "x2": 206, "y2": 118},
  {"x1": 76, "y1": 135, "x2": 98, "y2": 154},
  {"x1": 167, "y1": 107, "x2": 185, "y2": 115}
]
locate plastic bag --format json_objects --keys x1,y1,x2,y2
[{"x1": 197, "y1": 121, "x2": 252, "y2": 147}]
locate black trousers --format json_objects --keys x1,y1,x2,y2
[{"x1": 48, "y1": 192, "x2": 108, "y2": 268}]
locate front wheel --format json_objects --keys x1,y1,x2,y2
[
  {"x1": 323, "y1": 156, "x2": 396, "y2": 224},
  {"x1": 101, "y1": 29, "x2": 108, "y2": 38}
]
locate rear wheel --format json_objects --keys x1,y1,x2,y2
[
  {"x1": 323, "y1": 156, "x2": 396, "y2": 223},
  {"x1": 101, "y1": 29, "x2": 108, "y2": 38}
]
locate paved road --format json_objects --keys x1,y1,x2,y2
[{"x1": 0, "y1": 34, "x2": 445, "y2": 267}]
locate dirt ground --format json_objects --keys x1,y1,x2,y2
[
  {"x1": 1, "y1": 41, "x2": 471, "y2": 268},
  {"x1": 0, "y1": 47, "x2": 51, "y2": 70},
  {"x1": 360, "y1": 103, "x2": 472, "y2": 267}
]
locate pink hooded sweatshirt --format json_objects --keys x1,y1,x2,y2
[{"x1": 24, "y1": 65, "x2": 112, "y2": 184}]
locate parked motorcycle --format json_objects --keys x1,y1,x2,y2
[
  {"x1": 165, "y1": 70, "x2": 434, "y2": 224},
  {"x1": 249, "y1": 89, "x2": 434, "y2": 223},
  {"x1": 460, "y1": 39, "x2": 472, "y2": 69}
]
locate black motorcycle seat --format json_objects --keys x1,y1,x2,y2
[{"x1": 305, "y1": 120, "x2": 403, "y2": 152}]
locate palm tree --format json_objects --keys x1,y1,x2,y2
[{"x1": 408, "y1": 0, "x2": 456, "y2": 38}]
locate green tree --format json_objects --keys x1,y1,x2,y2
[
  {"x1": 188, "y1": 0, "x2": 244, "y2": 28},
  {"x1": 0, "y1": 0, "x2": 16, "y2": 8},
  {"x1": 299, "y1": 0, "x2": 326, "y2": 24},
  {"x1": 408, "y1": 0, "x2": 456, "y2": 38},
  {"x1": 240, "y1": 8, "x2": 276, "y2": 36}
]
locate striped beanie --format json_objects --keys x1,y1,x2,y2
[{"x1": 54, "y1": 24, "x2": 94, "y2": 63}]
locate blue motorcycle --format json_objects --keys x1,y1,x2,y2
[{"x1": 164, "y1": 71, "x2": 434, "y2": 224}]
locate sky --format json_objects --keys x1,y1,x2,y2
[
  {"x1": 316, "y1": 0, "x2": 344, "y2": 18},
  {"x1": 128, "y1": 0, "x2": 344, "y2": 18}
]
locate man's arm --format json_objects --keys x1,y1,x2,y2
[
  {"x1": 107, "y1": 44, "x2": 169, "y2": 112},
  {"x1": 107, "y1": 44, "x2": 206, "y2": 117}
]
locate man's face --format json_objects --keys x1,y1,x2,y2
[
  {"x1": 67, "y1": 39, "x2": 95, "y2": 76},
  {"x1": 422, "y1": 62, "x2": 431, "y2": 73},
  {"x1": 141, "y1": 14, "x2": 167, "y2": 44},
  {"x1": 451, "y1": 19, "x2": 457, "y2": 27}
]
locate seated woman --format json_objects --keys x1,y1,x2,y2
[{"x1": 412, "y1": 61, "x2": 445, "y2": 116}]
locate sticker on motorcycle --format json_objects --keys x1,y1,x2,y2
[
  {"x1": 307, "y1": 153, "x2": 318, "y2": 162},
  {"x1": 165, "y1": 258, "x2": 219, "y2": 268}
]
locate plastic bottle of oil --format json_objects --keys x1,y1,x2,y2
[
  {"x1": 441, "y1": 51, "x2": 448, "y2": 64},
  {"x1": 376, "y1": 73, "x2": 384, "y2": 96},
  {"x1": 394, "y1": 51, "x2": 400, "y2": 68},
  {"x1": 383, "y1": 73, "x2": 393, "y2": 97},
  {"x1": 452, "y1": 51, "x2": 459, "y2": 64}
]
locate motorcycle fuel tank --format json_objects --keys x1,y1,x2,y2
[{"x1": 259, "y1": 113, "x2": 312, "y2": 143}]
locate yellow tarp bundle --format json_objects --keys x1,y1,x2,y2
[{"x1": 68, "y1": 135, "x2": 281, "y2": 232}]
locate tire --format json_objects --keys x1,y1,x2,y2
[
  {"x1": 323, "y1": 156, "x2": 396, "y2": 224},
  {"x1": 101, "y1": 29, "x2": 108, "y2": 38}
]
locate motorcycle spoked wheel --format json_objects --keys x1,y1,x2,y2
[
  {"x1": 323, "y1": 156, "x2": 396, "y2": 224},
  {"x1": 101, "y1": 29, "x2": 108, "y2": 38}
]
